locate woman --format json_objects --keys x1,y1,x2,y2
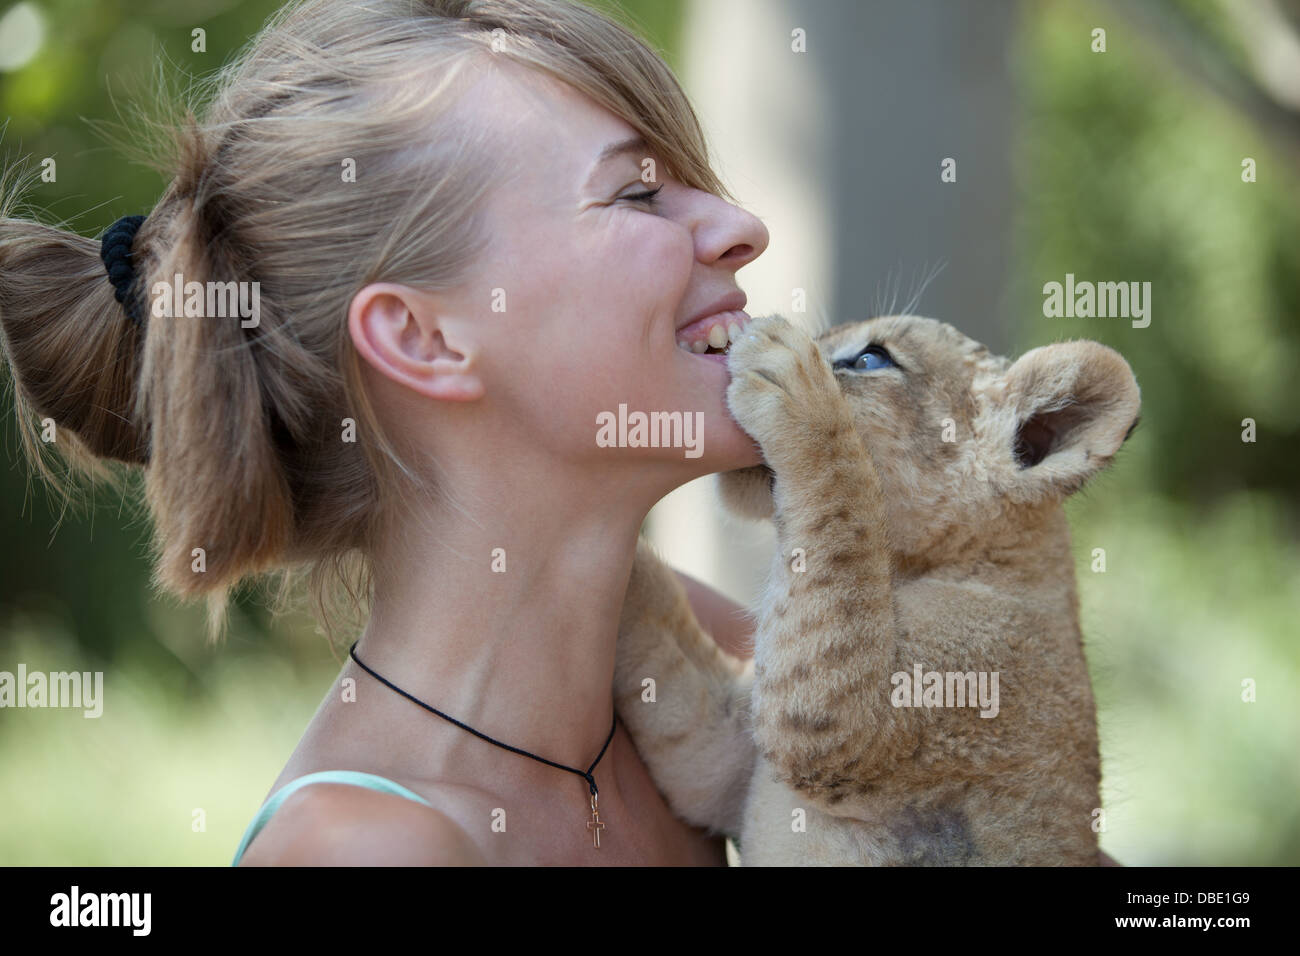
[{"x1": 0, "y1": 0, "x2": 766, "y2": 864}]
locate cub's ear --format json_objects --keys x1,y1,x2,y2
[{"x1": 983, "y1": 340, "x2": 1140, "y2": 501}]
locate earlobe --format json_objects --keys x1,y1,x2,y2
[{"x1": 348, "y1": 283, "x2": 484, "y2": 402}]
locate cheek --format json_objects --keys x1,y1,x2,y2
[
  {"x1": 489, "y1": 217, "x2": 695, "y2": 438},
  {"x1": 548, "y1": 246, "x2": 691, "y2": 398},
  {"x1": 593, "y1": 214, "x2": 691, "y2": 312},
  {"x1": 566, "y1": 219, "x2": 692, "y2": 372}
]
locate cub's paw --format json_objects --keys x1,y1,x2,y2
[{"x1": 726, "y1": 314, "x2": 845, "y2": 461}]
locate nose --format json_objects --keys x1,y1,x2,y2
[{"x1": 690, "y1": 192, "x2": 770, "y2": 272}]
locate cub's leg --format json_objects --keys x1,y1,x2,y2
[
  {"x1": 726, "y1": 315, "x2": 913, "y2": 813},
  {"x1": 613, "y1": 538, "x2": 755, "y2": 836}
]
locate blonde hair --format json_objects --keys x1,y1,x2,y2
[{"x1": 0, "y1": 0, "x2": 729, "y2": 642}]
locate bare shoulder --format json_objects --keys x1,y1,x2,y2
[{"x1": 237, "y1": 783, "x2": 486, "y2": 866}]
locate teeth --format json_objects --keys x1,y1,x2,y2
[{"x1": 676, "y1": 313, "x2": 750, "y2": 354}]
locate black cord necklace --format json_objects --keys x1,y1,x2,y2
[{"x1": 347, "y1": 640, "x2": 618, "y2": 849}]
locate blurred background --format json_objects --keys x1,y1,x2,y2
[{"x1": 0, "y1": 0, "x2": 1296, "y2": 865}]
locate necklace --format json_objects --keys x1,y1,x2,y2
[{"x1": 347, "y1": 640, "x2": 618, "y2": 849}]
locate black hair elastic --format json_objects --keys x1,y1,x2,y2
[{"x1": 99, "y1": 214, "x2": 147, "y2": 326}]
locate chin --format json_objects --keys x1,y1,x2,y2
[
  {"x1": 716, "y1": 464, "x2": 775, "y2": 520},
  {"x1": 698, "y1": 413, "x2": 763, "y2": 469}
]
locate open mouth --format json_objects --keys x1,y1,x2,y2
[{"x1": 676, "y1": 309, "x2": 751, "y2": 357}]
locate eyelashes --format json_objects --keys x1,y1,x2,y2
[{"x1": 619, "y1": 184, "x2": 663, "y2": 208}]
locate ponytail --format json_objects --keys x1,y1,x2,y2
[
  {"x1": 138, "y1": 125, "x2": 294, "y2": 617},
  {"x1": 0, "y1": 165, "x2": 149, "y2": 478}
]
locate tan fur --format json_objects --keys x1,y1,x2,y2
[{"x1": 615, "y1": 313, "x2": 1140, "y2": 865}]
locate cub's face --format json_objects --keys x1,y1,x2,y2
[{"x1": 719, "y1": 314, "x2": 1141, "y2": 559}]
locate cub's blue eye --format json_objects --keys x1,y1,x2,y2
[{"x1": 835, "y1": 344, "x2": 896, "y2": 371}]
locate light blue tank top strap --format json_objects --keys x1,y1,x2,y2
[{"x1": 231, "y1": 770, "x2": 433, "y2": 866}]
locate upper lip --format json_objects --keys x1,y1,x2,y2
[{"x1": 678, "y1": 291, "x2": 748, "y2": 331}]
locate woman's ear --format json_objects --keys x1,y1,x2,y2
[
  {"x1": 981, "y1": 340, "x2": 1140, "y2": 501},
  {"x1": 347, "y1": 282, "x2": 484, "y2": 402}
]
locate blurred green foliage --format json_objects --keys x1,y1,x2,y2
[
  {"x1": 0, "y1": 0, "x2": 1296, "y2": 865},
  {"x1": 1011, "y1": 0, "x2": 1300, "y2": 508}
]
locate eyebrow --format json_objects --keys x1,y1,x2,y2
[{"x1": 583, "y1": 135, "x2": 649, "y2": 187}]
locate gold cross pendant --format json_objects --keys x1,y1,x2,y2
[{"x1": 586, "y1": 791, "x2": 606, "y2": 849}]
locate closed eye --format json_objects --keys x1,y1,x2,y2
[
  {"x1": 619, "y1": 184, "x2": 663, "y2": 208},
  {"x1": 833, "y1": 343, "x2": 898, "y2": 372}
]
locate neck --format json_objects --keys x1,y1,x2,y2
[{"x1": 351, "y1": 458, "x2": 654, "y2": 785}]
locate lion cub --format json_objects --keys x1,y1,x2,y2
[{"x1": 615, "y1": 313, "x2": 1140, "y2": 865}]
